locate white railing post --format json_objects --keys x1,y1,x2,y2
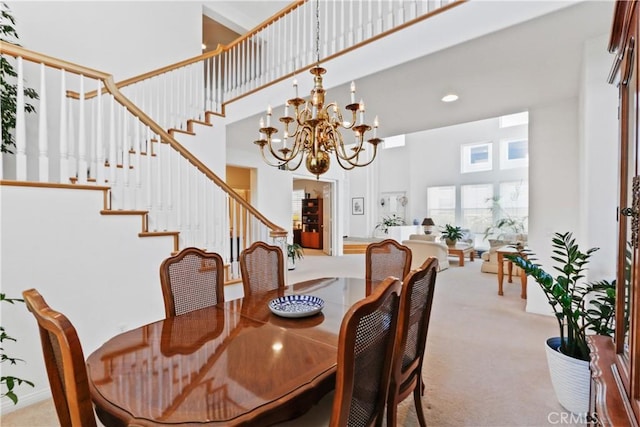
[
  {"x1": 37, "y1": 63, "x2": 48, "y2": 182},
  {"x1": 15, "y1": 56, "x2": 26, "y2": 180},
  {"x1": 59, "y1": 70, "x2": 68, "y2": 183},
  {"x1": 96, "y1": 80, "x2": 105, "y2": 185},
  {"x1": 78, "y1": 75, "x2": 87, "y2": 183}
]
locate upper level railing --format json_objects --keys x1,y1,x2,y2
[
  {"x1": 0, "y1": 43, "x2": 287, "y2": 276},
  {"x1": 105, "y1": 0, "x2": 463, "y2": 132}
]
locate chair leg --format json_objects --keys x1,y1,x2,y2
[
  {"x1": 386, "y1": 398, "x2": 398, "y2": 427},
  {"x1": 413, "y1": 385, "x2": 427, "y2": 427}
]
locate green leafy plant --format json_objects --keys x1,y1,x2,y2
[
  {"x1": 507, "y1": 232, "x2": 616, "y2": 361},
  {"x1": 287, "y1": 243, "x2": 304, "y2": 262},
  {"x1": 483, "y1": 195, "x2": 527, "y2": 240},
  {"x1": 440, "y1": 224, "x2": 463, "y2": 244},
  {"x1": 1, "y1": 293, "x2": 34, "y2": 404},
  {"x1": 374, "y1": 214, "x2": 405, "y2": 234},
  {"x1": 1, "y1": 3, "x2": 39, "y2": 153}
]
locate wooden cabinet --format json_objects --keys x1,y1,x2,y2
[
  {"x1": 301, "y1": 198, "x2": 323, "y2": 249},
  {"x1": 589, "y1": 2, "x2": 640, "y2": 425}
]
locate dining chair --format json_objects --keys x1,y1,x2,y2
[
  {"x1": 159, "y1": 247, "x2": 225, "y2": 317},
  {"x1": 239, "y1": 241, "x2": 285, "y2": 296},
  {"x1": 330, "y1": 276, "x2": 402, "y2": 427},
  {"x1": 386, "y1": 257, "x2": 439, "y2": 427},
  {"x1": 22, "y1": 288, "x2": 98, "y2": 427},
  {"x1": 366, "y1": 239, "x2": 412, "y2": 282}
]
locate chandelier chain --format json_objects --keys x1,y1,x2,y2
[{"x1": 315, "y1": 0, "x2": 320, "y2": 65}]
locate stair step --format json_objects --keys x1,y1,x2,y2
[
  {"x1": 139, "y1": 231, "x2": 179, "y2": 252},
  {"x1": 205, "y1": 111, "x2": 224, "y2": 122},
  {"x1": 128, "y1": 148, "x2": 157, "y2": 157},
  {"x1": 168, "y1": 128, "x2": 196, "y2": 137},
  {"x1": 104, "y1": 161, "x2": 134, "y2": 169},
  {"x1": 187, "y1": 119, "x2": 212, "y2": 132}
]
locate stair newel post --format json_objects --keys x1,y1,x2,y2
[
  {"x1": 108, "y1": 95, "x2": 117, "y2": 207},
  {"x1": 37, "y1": 63, "x2": 48, "y2": 182},
  {"x1": 230, "y1": 195, "x2": 239, "y2": 279},
  {"x1": 95, "y1": 78, "x2": 105, "y2": 185},
  {"x1": 15, "y1": 56, "x2": 26, "y2": 181},
  {"x1": 77, "y1": 74, "x2": 87, "y2": 184},
  {"x1": 144, "y1": 129, "x2": 153, "y2": 228},
  {"x1": 175, "y1": 155, "x2": 182, "y2": 240},
  {"x1": 58, "y1": 69, "x2": 68, "y2": 184},
  {"x1": 121, "y1": 106, "x2": 130, "y2": 209}
]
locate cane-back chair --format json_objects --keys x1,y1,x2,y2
[
  {"x1": 387, "y1": 257, "x2": 439, "y2": 426},
  {"x1": 365, "y1": 239, "x2": 412, "y2": 283},
  {"x1": 22, "y1": 288, "x2": 98, "y2": 427},
  {"x1": 330, "y1": 277, "x2": 402, "y2": 427},
  {"x1": 239, "y1": 241, "x2": 285, "y2": 296},
  {"x1": 159, "y1": 247, "x2": 225, "y2": 317}
]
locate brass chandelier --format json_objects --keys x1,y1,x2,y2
[{"x1": 254, "y1": 0, "x2": 382, "y2": 178}]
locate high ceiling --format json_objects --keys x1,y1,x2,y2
[{"x1": 222, "y1": 1, "x2": 615, "y2": 153}]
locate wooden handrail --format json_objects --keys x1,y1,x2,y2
[
  {"x1": 1, "y1": 43, "x2": 287, "y2": 238},
  {"x1": 0, "y1": 42, "x2": 110, "y2": 80}
]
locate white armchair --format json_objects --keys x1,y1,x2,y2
[{"x1": 402, "y1": 239, "x2": 449, "y2": 271}]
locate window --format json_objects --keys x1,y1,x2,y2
[
  {"x1": 500, "y1": 139, "x2": 528, "y2": 169},
  {"x1": 461, "y1": 184, "x2": 493, "y2": 235},
  {"x1": 427, "y1": 186, "x2": 456, "y2": 227},
  {"x1": 461, "y1": 142, "x2": 492, "y2": 173},
  {"x1": 499, "y1": 181, "x2": 528, "y2": 226}
]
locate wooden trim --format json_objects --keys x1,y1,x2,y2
[
  {"x1": 0, "y1": 180, "x2": 109, "y2": 191},
  {"x1": 139, "y1": 231, "x2": 179, "y2": 252},
  {"x1": 187, "y1": 119, "x2": 212, "y2": 133},
  {"x1": 168, "y1": 128, "x2": 196, "y2": 137}
]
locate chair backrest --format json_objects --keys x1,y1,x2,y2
[
  {"x1": 330, "y1": 277, "x2": 402, "y2": 427},
  {"x1": 22, "y1": 289, "x2": 97, "y2": 427},
  {"x1": 239, "y1": 241, "x2": 285, "y2": 296},
  {"x1": 387, "y1": 257, "x2": 439, "y2": 424},
  {"x1": 159, "y1": 247, "x2": 225, "y2": 317},
  {"x1": 365, "y1": 239, "x2": 412, "y2": 283}
]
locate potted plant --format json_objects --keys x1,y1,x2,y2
[
  {"x1": 287, "y1": 243, "x2": 304, "y2": 270},
  {"x1": 374, "y1": 214, "x2": 405, "y2": 235},
  {"x1": 1, "y1": 3, "x2": 39, "y2": 154},
  {"x1": 507, "y1": 232, "x2": 615, "y2": 414},
  {"x1": 441, "y1": 224, "x2": 463, "y2": 246},
  {"x1": 1, "y1": 293, "x2": 34, "y2": 404}
]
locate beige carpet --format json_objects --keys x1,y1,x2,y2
[{"x1": 2, "y1": 252, "x2": 583, "y2": 426}]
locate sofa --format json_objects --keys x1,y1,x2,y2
[
  {"x1": 480, "y1": 235, "x2": 527, "y2": 274},
  {"x1": 402, "y1": 237, "x2": 449, "y2": 271}
]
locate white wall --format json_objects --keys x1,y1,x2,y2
[
  {"x1": 8, "y1": 1, "x2": 202, "y2": 81},
  {"x1": 0, "y1": 185, "x2": 172, "y2": 412}
]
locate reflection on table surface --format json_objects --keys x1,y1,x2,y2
[{"x1": 87, "y1": 277, "x2": 378, "y2": 426}]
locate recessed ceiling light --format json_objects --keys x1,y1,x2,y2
[{"x1": 441, "y1": 94, "x2": 459, "y2": 103}]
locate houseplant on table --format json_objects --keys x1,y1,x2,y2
[
  {"x1": 374, "y1": 214, "x2": 405, "y2": 235},
  {"x1": 287, "y1": 243, "x2": 304, "y2": 270},
  {"x1": 441, "y1": 224, "x2": 464, "y2": 246},
  {"x1": 506, "y1": 232, "x2": 615, "y2": 414}
]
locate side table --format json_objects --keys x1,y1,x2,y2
[{"x1": 496, "y1": 246, "x2": 527, "y2": 299}]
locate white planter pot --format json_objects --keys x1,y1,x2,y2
[
  {"x1": 288, "y1": 258, "x2": 296, "y2": 271},
  {"x1": 545, "y1": 337, "x2": 590, "y2": 414}
]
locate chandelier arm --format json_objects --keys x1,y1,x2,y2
[
  {"x1": 340, "y1": 142, "x2": 380, "y2": 168},
  {"x1": 258, "y1": 144, "x2": 288, "y2": 168},
  {"x1": 285, "y1": 147, "x2": 306, "y2": 171}
]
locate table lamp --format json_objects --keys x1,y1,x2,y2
[{"x1": 422, "y1": 218, "x2": 435, "y2": 234}]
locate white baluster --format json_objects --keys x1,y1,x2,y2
[
  {"x1": 67, "y1": 97, "x2": 77, "y2": 182},
  {"x1": 156, "y1": 137, "x2": 164, "y2": 230},
  {"x1": 121, "y1": 106, "x2": 130, "y2": 209},
  {"x1": 15, "y1": 56, "x2": 26, "y2": 180},
  {"x1": 78, "y1": 75, "x2": 87, "y2": 183},
  {"x1": 96, "y1": 80, "x2": 105, "y2": 184},
  {"x1": 165, "y1": 142, "x2": 173, "y2": 231},
  {"x1": 37, "y1": 63, "x2": 48, "y2": 182},
  {"x1": 133, "y1": 108, "x2": 141, "y2": 209},
  {"x1": 108, "y1": 95, "x2": 117, "y2": 206},
  {"x1": 145, "y1": 129, "x2": 153, "y2": 228}
]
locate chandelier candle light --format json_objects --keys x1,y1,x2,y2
[{"x1": 254, "y1": 0, "x2": 382, "y2": 178}]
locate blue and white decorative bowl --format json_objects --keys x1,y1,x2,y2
[{"x1": 268, "y1": 295, "x2": 325, "y2": 318}]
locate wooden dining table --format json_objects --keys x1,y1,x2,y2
[{"x1": 87, "y1": 277, "x2": 380, "y2": 426}]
